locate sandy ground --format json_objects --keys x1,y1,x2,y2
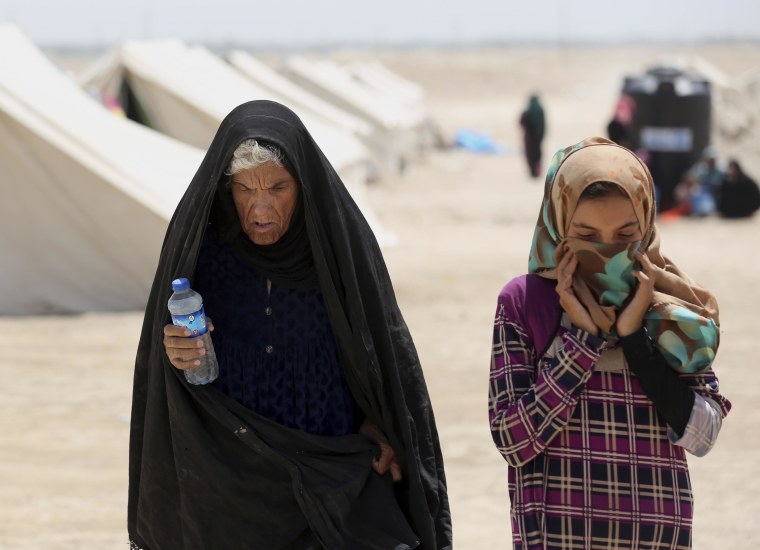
[{"x1": 2, "y1": 45, "x2": 760, "y2": 549}]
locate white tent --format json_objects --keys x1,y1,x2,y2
[
  {"x1": 78, "y1": 40, "x2": 372, "y2": 179},
  {"x1": 227, "y1": 50, "x2": 393, "y2": 178},
  {"x1": 0, "y1": 25, "x2": 205, "y2": 314},
  {"x1": 79, "y1": 40, "x2": 394, "y2": 245},
  {"x1": 343, "y1": 61, "x2": 431, "y2": 124},
  {"x1": 344, "y1": 60, "x2": 440, "y2": 154},
  {"x1": 228, "y1": 50, "x2": 374, "y2": 142},
  {"x1": 282, "y1": 56, "x2": 432, "y2": 172}
]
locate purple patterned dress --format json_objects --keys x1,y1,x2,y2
[{"x1": 489, "y1": 276, "x2": 731, "y2": 549}]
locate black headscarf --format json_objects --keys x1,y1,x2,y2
[{"x1": 128, "y1": 100, "x2": 452, "y2": 549}]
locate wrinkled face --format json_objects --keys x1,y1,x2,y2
[
  {"x1": 230, "y1": 162, "x2": 299, "y2": 245},
  {"x1": 568, "y1": 195, "x2": 643, "y2": 245}
]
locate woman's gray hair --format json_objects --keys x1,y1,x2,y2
[{"x1": 225, "y1": 139, "x2": 286, "y2": 175}]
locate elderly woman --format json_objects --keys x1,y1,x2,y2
[
  {"x1": 489, "y1": 137, "x2": 730, "y2": 549},
  {"x1": 129, "y1": 100, "x2": 451, "y2": 549}
]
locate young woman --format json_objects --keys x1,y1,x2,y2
[{"x1": 489, "y1": 137, "x2": 731, "y2": 549}]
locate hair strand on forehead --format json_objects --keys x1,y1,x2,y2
[
  {"x1": 580, "y1": 181, "x2": 628, "y2": 200},
  {"x1": 225, "y1": 139, "x2": 285, "y2": 175}
]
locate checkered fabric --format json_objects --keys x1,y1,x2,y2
[{"x1": 489, "y1": 294, "x2": 731, "y2": 549}]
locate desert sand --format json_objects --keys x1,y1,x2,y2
[{"x1": 2, "y1": 44, "x2": 759, "y2": 549}]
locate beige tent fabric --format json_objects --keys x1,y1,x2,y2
[
  {"x1": 228, "y1": 50, "x2": 374, "y2": 139},
  {"x1": 283, "y1": 56, "x2": 431, "y2": 173},
  {"x1": 79, "y1": 40, "x2": 370, "y2": 173},
  {"x1": 0, "y1": 25, "x2": 204, "y2": 314},
  {"x1": 78, "y1": 39, "x2": 395, "y2": 246}
]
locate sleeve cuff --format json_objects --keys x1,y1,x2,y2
[
  {"x1": 619, "y1": 326, "x2": 655, "y2": 366},
  {"x1": 567, "y1": 325, "x2": 607, "y2": 354}
]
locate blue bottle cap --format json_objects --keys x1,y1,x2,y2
[{"x1": 171, "y1": 278, "x2": 190, "y2": 292}]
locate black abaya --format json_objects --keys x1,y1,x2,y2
[{"x1": 128, "y1": 101, "x2": 452, "y2": 549}]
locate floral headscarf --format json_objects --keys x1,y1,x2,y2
[{"x1": 528, "y1": 136, "x2": 720, "y2": 373}]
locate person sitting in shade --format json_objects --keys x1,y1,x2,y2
[
  {"x1": 659, "y1": 170, "x2": 716, "y2": 219},
  {"x1": 717, "y1": 158, "x2": 760, "y2": 218},
  {"x1": 689, "y1": 145, "x2": 724, "y2": 201}
]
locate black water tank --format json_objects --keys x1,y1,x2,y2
[{"x1": 619, "y1": 66, "x2": 711, "y2": 209}]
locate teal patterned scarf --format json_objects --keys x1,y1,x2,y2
[{"x1": 529, "y1": 137, "x2": 720, "y2": 373}]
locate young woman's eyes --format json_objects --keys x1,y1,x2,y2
[{"x1": 574, "y1": 232, "x2": 636, "y2": 241}]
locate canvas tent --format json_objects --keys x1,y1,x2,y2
[
  {"x1": 227, "y1": 50, "x2": 374, "y2": 143},
  {"x1": 78, "y1": 39, "x2": 394, "y2": 245},
  {"x1": 228, "y1": 51, "x2": 392, "y2": 179},
  {"x1": 0, "y1": 25, "x2": 205, "y2": 314},
  {"x1": 283, "y1": 56, "x2": 434, "y2": 172},
  {"x1": 349, "y1": 61, "x2": 426, "y2": 110},
  {"x1": 344, "y1": 61, "x2": 431, "y2": 127},
  {"x1": 344, "y1": 60, "x2": 441, "y2": 154}
]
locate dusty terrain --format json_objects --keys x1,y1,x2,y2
[{"x1": 2, "y1": 44, "x2": 760, "y2": 549}]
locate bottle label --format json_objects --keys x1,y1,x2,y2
[{"x1": 171, "y1": 307, "x2": 208, "y2": 337}]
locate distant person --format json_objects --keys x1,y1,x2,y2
[
  {"x1": 489, "y1": 137, "x2": 730, "y2": 548},
  {"x1": 606, "y1": 95, "x2": 658, "y2": 203},
  {"x1": 717, "y1": 159, "x2": 760, "y2": 218},
  {"x1": 690, "y1": 146, "x2": 724, "y2": 200},
  {"x1": 519, "y1": 94, "x2": 546, "y2": 178},
  {"x1": 659, "y1": 170, "x2": 716, "y2": 219},
  {"x1": 606, "y1": 118, "x2": 628, "y2": 146},
  {"x1": 606, "y1": 94, "x2": 636, "y2": 149},
  {"x1": 128, "y1": 100, "x2": 451, "y2": 549}
]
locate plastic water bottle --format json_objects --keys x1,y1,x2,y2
[{"x1": 167, "y1": 278, "x2": 218, "y2": 385}]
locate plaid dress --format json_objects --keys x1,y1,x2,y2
[{"x1": 489, "y1": 280, "x2": 731, "y2": 549}]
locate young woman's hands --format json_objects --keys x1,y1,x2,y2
[
  {"x1": 616, "y1": 252, "x2": 656, "y2": 337},
  {"x1": 556, "y1": 249, "x2": 599, "y2": 336}
]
